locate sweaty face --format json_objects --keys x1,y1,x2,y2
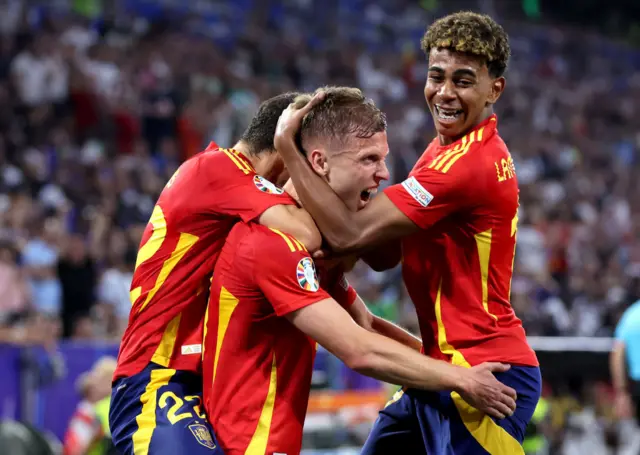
[
  {"x1": 425, "y1": 48, "x2": 504, "y2": 145},
  {"x1": 321, "y1": 132, "x2": 390, "y2": 211}
]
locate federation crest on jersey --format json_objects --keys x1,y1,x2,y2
[
  {"x1": 189, "y1": 424, "x2": 216, "y2": 449},
  {"x1": 296, "y1": 257, "x2": 320, "y2": 292},
  {"x1": 253, "y1": 175, "x2": 284, "y2": 194}
]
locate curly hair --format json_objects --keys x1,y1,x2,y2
[
  {"x1": 421, "y1": 11, "x2": 511, "y2": 78},
  {"x1": 293, "y1": 86, "x2": 387, "y2": 152}
]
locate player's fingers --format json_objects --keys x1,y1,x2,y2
[
  {"x1": 492, "y1": 401, "x2": 513, "y2": 418},
  {"x1": 482, "y1": 362, "x2": 511, "y2": 373},
  {"x1": 298, "y1": 91, "x2": 326, "y2": 115},
  {"x1": 483, "y1": 406, "x2": 506, "y2": 420},
  {"x1": 498, "y1": 392, "x2": 517, "y2": 412},
  {"x1": 501, "y1": 384, "x2": 518, "y2": 401}
]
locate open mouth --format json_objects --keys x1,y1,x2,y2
[
  {"x1": 359, "y1": 188, "x2": 378, "y2": 206},
  {"x1": 435, "y1": 105, "x2": 463, "y2": 123}
]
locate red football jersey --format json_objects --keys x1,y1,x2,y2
[
  {"x1": 202, "y1": 222, "x2": 356, "y2": 455},
  {"x1": 114, "y1": 144, "x2": 297, "y2": 380},
  {"x1": 384, "y1": 114, "x2": 538, "y2": 368}
]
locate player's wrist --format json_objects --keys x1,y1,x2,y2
[{"x1": 443, "y1": 364, "x2": 468, "y2": 393}]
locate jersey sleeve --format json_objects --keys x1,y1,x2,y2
[
  {"x1": 253, "y1": 229, "x2": 331, "y2": 316},
  {"x1": 209, "y1": 156, "x2": 297, "y2": 223},
  {"x1": 383, "y1": 157, "x2": 474, "y2": 230}
]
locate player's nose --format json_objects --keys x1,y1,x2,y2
[
  {"x1": 376, "y1": 161, "x2": 390, "y2": 182},
  {"x1": 437, "y1": 79, "x2": 457, "y2": 101}
]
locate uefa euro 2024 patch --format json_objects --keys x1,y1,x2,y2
[
  {"x1": 296, "y1": 257, "x2": 320, "y2": 292},
  {"x1": 401, "y1": 176, "x2": 434, "y2": 207},
  {"x1": 254, "y1": 175, "x2": 284, "y2": 194}
]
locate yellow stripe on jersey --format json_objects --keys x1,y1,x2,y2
[
  {"x1": 245, "y1": 353, "x2": 278, "y2": 455},
  {"x1": 132, "y1": 369, "x2": 176, "y2": 455},
  {"x1": 151, "y1": 313, "x2": 182, "y2": 367},
  {"x1": 222, "y1": 149, "x2": 252, "y2": 175},
  {"x1": 202, "y1": 303, "x2": 210, "y2": 362},
  {"x1": 137, "y1": 232, "x2": 199, "y2": 313},
  {"x1": 434, "y1": 280, "x2": 470, "y2": 368},
  {"x1": 474, "y1": 230, "x2": 498, "y2": 321},
  {"x1": 441, "y1": 131, "x2": 476, "y2": 173},
  {"x1": 230, "y1": 148, "x2": 256, "y2": 172},
  {"x1": 434, "y1": 280, "x2": 523, "y2": 454},
  {"x1": 212, "y1": 287, "x2": 239, "y2": 384},
  {"x1": 289, "y1": 236, "x2": 306, "y2": 252},
  {"x1": 429, "y1": 142, "x2": 463, "y2": 170},
  {"x1": 476, "y1": 126, "x2": 485, "y2": 142},
  {"x1": 269, "y1": 228, "x2": 305, "y2": 252},
  {"x1": 131, "y1": 206, "x2": 168, "y2": 305}
]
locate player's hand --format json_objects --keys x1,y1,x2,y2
[
  {"x1": 457, "y1": 362, "x2": 517, "y2": 420},
  {"x1": 274, "y1": 91, "x2": 326, "y2": 152}
]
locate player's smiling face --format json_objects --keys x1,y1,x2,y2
[
  {"x1": 310, "y1": 131, "x2": 390, "y2": 211},
  {"x1": 425, "y1": 48, "x2": 505, "y2": 145}
]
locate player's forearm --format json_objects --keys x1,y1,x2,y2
[
  {"x1": 277, "y1": 136, "x2": 366, "y2": 252},
  {"x1": 347, "y1": 332, "x2": 463, "y2": 392},
  {"x1": 610, "y1": 342, "x2": 628, "y2": 393},
  {"x1": 370, "y1": 316, "x2": 422, "y2": 352},
  {"x1": 361, "y1": 240, "x2": 402, "y2": 271},
  {"x1": 259, "y1": 204, "x2": 322, "y2": 252},
  {"x1": 282, "y1": 206, "x2": 323, "y2": 252}
]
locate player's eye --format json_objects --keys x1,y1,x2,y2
[
  {"x1": 362, "y1": 155, "x2": 378, "y2": 164},
  {"x1": 456, "y1": 79, "x2": 473, "y2": 87},
  {"x1": 428, "y1": 74, "x2": 443, "y2": 82}
]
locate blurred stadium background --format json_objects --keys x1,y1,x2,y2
[{"x1": 1, "y1": 0, "x2": 640, "y2": 453}]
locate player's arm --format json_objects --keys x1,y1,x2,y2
[
  {"x1": 286, "y1": 299, "x2": 516, "y2": 419},
  {"x1": 611, "y1": 312, "x2": 633, "y2": 418},
  {"x1": 258, "y1": 204, "x2": 321, "y2": 252},
  {"x1": 610, "y1": 340, "x2": 627, "y2": 395},
  {"x1": 347, "y1": 294, "x2": 422, "y2": 351},
  {"x1": 274, "y1": 98, "x2": 467, "y2": 253},
  {"x1": 360, "y1": 240, "x2": 402, "y2": 271},
  {"x1": 256, "y1": 233, "x2": 515, "y2": 419}
]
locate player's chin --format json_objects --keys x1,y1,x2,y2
[{"x1": 437, "y1": 122, "x2": 468, "y2": 142}]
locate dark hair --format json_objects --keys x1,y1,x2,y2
[
  {"x1": 239, "y1": 92, "x2": 302, "y2": 155},
  {"x1": 421, "y1": 11, "x2": 511, "y2": 78},
  {"x1": 294, "y1": 86, "x2": 387, "y2": 152}
]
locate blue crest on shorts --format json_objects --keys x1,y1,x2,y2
[{"x1": 189, "y1": 423, "x2": 216, "y2": 450}]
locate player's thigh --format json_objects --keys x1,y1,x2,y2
[
  {"x1": 110, "y1": 366, "x2": 223, "y2": 455},
  {"x1": 362, "y1": 388, "x2": 451, "y2": 455},
  {"x1": 447, "y1": 365, "x2": 542, "y2": 455}
]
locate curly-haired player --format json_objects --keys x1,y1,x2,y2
[{"x1": 273, "y1": 11, "x2": 541, "y2": 455}]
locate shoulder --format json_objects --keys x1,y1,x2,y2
[
  {"x1": 232, "y1": 223, "x2": 308, "y2": 259},
  {"x1": 174, "y1": 148, "x2": 258, "y2": 187}
]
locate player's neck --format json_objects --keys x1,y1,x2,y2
[{"x1": 437, "y1": 107, "x2": 494, "y2": 146}]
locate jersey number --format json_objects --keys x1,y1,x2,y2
[
  {"x1": 130, "y1": 205, "x2": 199, "y2": 311},
  {"x1": 159, "y1": 391, "x2": 206, "y2": 424}
]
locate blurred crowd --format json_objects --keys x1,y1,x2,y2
[
  {"x1": 0, "y1": 0, "x2": 639, "y2": 348},
  {"x1": 0, "y1": 1, "x2": 639, "y2": 454}
]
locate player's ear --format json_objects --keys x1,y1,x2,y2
[
  {"x1": 487, "y1": 76, "x2": 506, "y2": 105},
  {"x1": 309, "y1": 150, "x2": 328, "y2": 177}
]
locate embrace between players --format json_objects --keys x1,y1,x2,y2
[{"x1": 109, "y1": 12, "x2": 541, "y2": 455}]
